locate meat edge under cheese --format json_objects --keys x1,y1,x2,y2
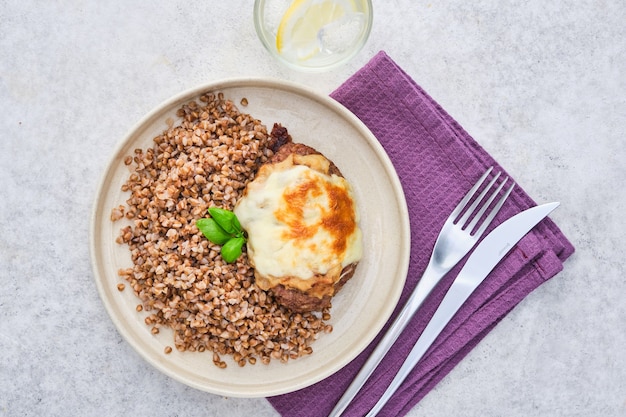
[{"x1": 233, "y1": 126, "x2": 362, "y2": 311}]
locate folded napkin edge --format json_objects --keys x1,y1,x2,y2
[{"x1": 268, "y1": 50, "x2": 575, "y2": 417}]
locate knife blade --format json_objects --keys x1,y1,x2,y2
[{"x1": 364, "y1": 202, "x2": 560, "y2": 417}]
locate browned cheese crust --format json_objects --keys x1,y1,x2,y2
[{"x1": 259, "y1": 124, "x2": 358, "y2": 312}]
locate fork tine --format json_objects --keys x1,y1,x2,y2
[
  {"x1": 456, "y1": 171, "x2": 501, "y2": 228},
  {"x1": 449, "y1": 167, "x2": 493, "y2": 220},
  {"x1": 465, "y1": 175, "x2": 509, "y2": 234},
  {"x1": 327, "y1": 166, "x2": 515, "y2": 417},
  {"x1": 472, "y1": 180, "x2": 516, "y2": 238}
]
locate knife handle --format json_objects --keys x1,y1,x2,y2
[
  {"x1": 327, "y1": 265, "x2": 446, "y2": 417},
  {"x1": 365, "y1": 202, "x2": 560, "y2": 416},
  {"x1": 365, "y1": 281, "x2": 475, "y2": 417}
]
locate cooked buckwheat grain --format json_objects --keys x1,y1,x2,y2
[{"x1": 112, "y1": 92, "x2": 331, "y2": 367}]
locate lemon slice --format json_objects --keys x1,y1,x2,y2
[{"x1": 276, "y1": 0, "x2": 356, "y2": 61}]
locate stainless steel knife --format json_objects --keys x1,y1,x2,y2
[{"x1": 364, "y1": 202, "x2": 560, "y2": 417}]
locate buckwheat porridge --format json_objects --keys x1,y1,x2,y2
[{"x1": 111, "y1": 92, "x2": 333, "y2": 368}]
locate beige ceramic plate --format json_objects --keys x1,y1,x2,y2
[{"x1": 90, "y1": 78, "x2": 410, "y2": 398}]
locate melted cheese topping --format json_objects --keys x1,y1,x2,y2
[{"x1": 234, "y1": 153, "x2": 362, "y2": 298}]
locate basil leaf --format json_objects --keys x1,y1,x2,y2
[
  {"x1": 198, "y1": 207, "x2": 247, "y2": 263},
  {"x1": 196, "y1": 218, "x2": 231, "y2": 245},
  {"x1": 231, "y1": 212, "x2": 242, "y2": 234},
  {"x1": 208, "y1": 207, "x2": 237, "y2": 234},
  {"x1": 221, "y1": 237, "x2": 245, "y2": 263}
]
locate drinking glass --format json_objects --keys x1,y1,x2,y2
[{"x1": 254, "y1": 0, "x2": 373, "y2": 71}]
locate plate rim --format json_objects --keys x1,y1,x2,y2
[{"x1": 89, "y1": 77, "x2": 411, "y2": 397}]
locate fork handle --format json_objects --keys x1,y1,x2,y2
[
  {"x1": 328, "y1": 263, "x2": 446, "y2": 417},
  {"x1": 364, "y1": 281, "x2": 473, "y2": 416}
]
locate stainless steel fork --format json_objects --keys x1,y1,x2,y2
[{"x1": 328, "y1": 167, "x2": 515, "y2": 417}]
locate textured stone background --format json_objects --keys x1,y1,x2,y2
[{"x1": 1, "y1": 1, "x2": 624, "y2": 416}]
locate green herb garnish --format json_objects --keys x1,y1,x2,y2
[{"x1": 196, "y1": 207, "x2": 247, "y2": 263}]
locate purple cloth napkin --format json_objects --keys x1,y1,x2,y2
[{"x1": 268, "y1": 51, "x2": 575, "y2": 417}]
